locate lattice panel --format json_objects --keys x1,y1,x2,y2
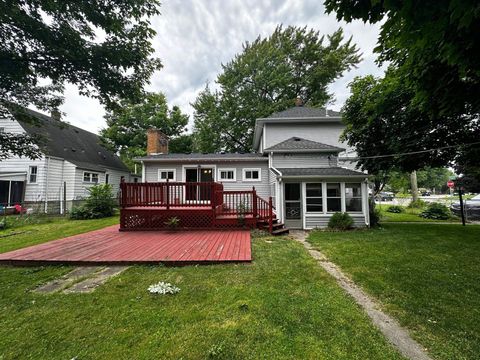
[{"x1": 121, "y1": 209, "x2": 214, "y2": 230}]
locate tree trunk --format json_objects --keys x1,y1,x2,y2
[{"x1": 410, "y1": 171, "x2": 419, "y2": 202}]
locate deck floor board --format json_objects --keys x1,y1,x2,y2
[{"x1": 0, "y1": 225, "x2": 251, "y2": 265}]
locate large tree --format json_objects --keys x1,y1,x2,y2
[
  {"x1": 192, "y1": 26, "x2": 361, "y2": 152},
  {"x1": 0, "y1": 0, "x2": 162, "y2": 159},
  {"x1": 341, "y1": 72, "x2": 479, "y2": 191},
  {"x1": 101, "y1": 92, "x2": 189, "y2": 171},
  {"x1": 325, "y1": 0, "x2": 479, "y2": 118}
]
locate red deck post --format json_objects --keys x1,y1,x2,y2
[
  {"x1": 268, "y1": 196, "x2": 273, "y2": 233},
  {"x1": 252, "y1": 186, "x2": 257, "y2": 218},
  {"x1": 166, "y1": 180, "x2": 170, "y2": 210}
]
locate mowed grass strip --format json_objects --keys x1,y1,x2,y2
[
  {"x1": 308, "y1": 223, "x2": 480, "y2": 360},
  {"x1": 0, "y1": 218, "x2": 403, "y2": 359}
]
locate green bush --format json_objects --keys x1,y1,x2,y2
[
  {"x1": 369, "y1": 199, "x2": 381, "y2": 227},
  {"x1": 420, "y1": 203, "x2": 451, "y2": 220},
  {"x1": 328, "y1": 212, "x2": 354, "y2": 230},
  {"x1": 386, "y1": 205, "x2": 405, "y2": 213},
  {"x1": 70, "y1": 184, "x2": 116, "y2": 220},
  {"x1": 408, "y1": 199, "x2": 427, "y2": 209}
]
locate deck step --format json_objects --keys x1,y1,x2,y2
[{"x1": 271, "y1": 227, "x2": 290, "y2": 236}]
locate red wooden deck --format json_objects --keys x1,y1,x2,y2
[{"x1": 0, "y1": 225, "x2": 251, "y2": 265}]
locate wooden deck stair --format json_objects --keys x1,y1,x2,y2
[{"x1": 256, "y1": 217, "x2": 289, "y2": 236}]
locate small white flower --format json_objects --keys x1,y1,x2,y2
[{"x1": 148, "y1": 281, "x2": 180, "y2": 295}]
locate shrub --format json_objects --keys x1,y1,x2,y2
[
  {"x1": 408, "y1": 199, "x2": 426, "y2": 209},
  {"x1": 420, "y1": 203, "x2": 451, "y2": 220},
  {"x1": 70, "y1": 184, "x2": 116, "y2": 220},
  {"x1": 369, "y1": 199, "x2": 381, "y2": 227},
  {"x1": 386, "y1": 205, "x2": 405, "y2": 213},
  {"x1": 164, "y1": 216, "x2": 180, "y2": 229},
  {"x1": 328, "y1": 212, "x2": 354, "y2": 230}
]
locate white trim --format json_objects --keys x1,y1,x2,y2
[
  {"x1": 218, "y1": 168, "x2": 236, "y2": 182},
  {"x1": 181, "y1": 164, "x2": 217, "y2": 182},
  {"x1": 158, "y1": 168, "x2": 176, "y2": 182},
  {"x1": 242, "y1": 168, "x2": 261, "y2": 182},
  {"x1": 141, "y1": 162, "x2": 146, "y2": 183},
  {"x1": 302, "y1": 182, "x2": 307, "y2": 229},
  {"x1": 340, "y1": 182, "x2": 346, "y2": 212},
  {"x1": 83, "y1": 171, "x2": 100, "y2": 184}
]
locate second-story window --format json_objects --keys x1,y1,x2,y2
[{"x1": 29, "y1": 166, "x2": 37, "y2": 183}]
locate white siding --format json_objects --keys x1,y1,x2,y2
[
  {"x1": 272, "y1": 153, "x2": 337, "y2": 168},
  {"x1": 45, "y1": 157, "x2": 65, "y2": 202},
  {"x1": 143, "y1": 161, "x2": 271, "y2": 200},
  {"x1": 305, "y1": 214, "x2": 366, "y2": 229}
]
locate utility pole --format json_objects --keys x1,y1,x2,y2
[{"x1": 410, "y1": 170, "x2": 419, "y2": 202}]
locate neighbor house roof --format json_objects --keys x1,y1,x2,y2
[
  {"x1": 136, "y1": 153, "x2": 268, "y2": 162},
  {"x1": 264, "y1": 137, "x2": 344, "y2": 153},
  {"x1": 16, "y1": 108, "x2": 129, "y2": 172},
  {"x1": 253, "y1": 106, "x2": 343, "y2": 150},
  {"x1": 266, "y1": 107, "x2": 341, "y2": 119},
  {"x1": 276, "y1": 167, "x2": 367, "y2": 177}
]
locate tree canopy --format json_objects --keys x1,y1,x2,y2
[
  {"x1": 325, "y1": 0, "x2": 479, "y2": 117},
  {"x1": 100, "y1": 92, "x2": 190, "y2": 171},
  {"x1": 192, "y1": 25, "x2": 361, "y2": 152},
  {"x1": 0, "y1": 0, "x2": 162, "y2": 159},
  {"x1": 341, "y1": 72, "x2": 479, "y2": 178}
]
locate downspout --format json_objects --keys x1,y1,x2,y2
[
  {"x1": 44, "y1": 156, "x2": 50, "y2": 213},
  {"x1": 268, "y1": 152, "x2": 282, "y2": 220}
]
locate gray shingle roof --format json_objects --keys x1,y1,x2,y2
[
  {"x1": 277, "y1": 167, "x2": 367, "y2": 177},
  {"x1": 264, "y1": 137, "x2": 344, "y2": 152},
  {"x1": 136, "y1": 153, "x2": 267, "y2": 161},
  {"x1": 16, "y1": 108, "x2": 129, "y2": 172},
  {"x1": 267, "y1": 106, "x2": 341, "y2": 119}
]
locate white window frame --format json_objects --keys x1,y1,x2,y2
[
  {"x1": 83, "y1": 171, "x2": 100, "y2": 183},
  {"x1": 28, "y1": 165, "x2": 38, "y2": 184},
  {"x1": 218, "y1": 168, "x2": 236, "y2": 182},
  {"x1": 345, "y1": 182, "x2": 363, "y2": 213},
  {"x1": 242, "y1": 168, "x2": 261, "y2": 182},
  {"x1": 305, "y1": 183, "x2": 323, "y2": 214},
  {"x1": 158, "y1": 169, "x2": 176, "y2": 182},
  {"x1": 326, "y1": 182, "x2": 342, "y2": 213}
]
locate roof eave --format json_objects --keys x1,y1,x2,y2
[
  {"x1": 265, "y1": 148, "x2": 344, "y2": 153},
  {"x1": 135, "y1": 157, "x2": 268, "y2": 162}
]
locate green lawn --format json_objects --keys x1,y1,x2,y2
[
  {"x1": 0, "y1": 215, "x2": 119, "y2": 253},
  {"x1": 308, "y1": 224, "x2": 480, "y2": 360},
  {"x1": 377, "y1": 204, "x2": 459, "y2": 223},
  {"x1": 0, "y1": 217, "x2": 403, "y2": 359}
]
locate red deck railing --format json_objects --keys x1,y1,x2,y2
[
  {"x1": 120, "y1": 181, "x2": 274, "y2": 231},
  {"x1": 120, "y1": 181, "x2": 223, "y2": 209}
]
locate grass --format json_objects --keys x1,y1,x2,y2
[
  {"x1": 0, "y1": 215, "x2": 119, "y2": 253},
  {"x1": 0, "y1": 217, "x2": 404, "y2": 359},
  {"x1": 377, "y1": 204, "x2": 459, "y2": 223},
  {"x1": 308, "y1": 223, "x2": 480, "y2": 360}
]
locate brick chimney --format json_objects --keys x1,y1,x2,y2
[
  {"x1": 295, "y1": 97, "x2": 304, "y2": 107},
  {"x1": 147, "y1": 129, "x2": 169, "y2": 155}
]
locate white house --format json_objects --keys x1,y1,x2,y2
[
  {"x1": 0, "y1": 108, "x2": 135, "y2": 213},
  {"x1": 136, "y1": 103, "x2": 369, "y2": 230}
]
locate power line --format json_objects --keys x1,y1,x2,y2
[{"x1": 340, "y1": 141, "x2": 480, "y2": 161}]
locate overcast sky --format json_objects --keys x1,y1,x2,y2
[{"x1": 60, "y1": 0, "x2": 385, "y2": 134}]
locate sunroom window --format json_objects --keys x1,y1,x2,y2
[
  {"x1": 326, "y1": 183, "x2": 341, "y2": 212},
  {"x1": 306, "y1": 183, "x2": 323, "y2": 212},
  {"x1": 345, "y1": 183, "x2": 362, "y2": 212}
]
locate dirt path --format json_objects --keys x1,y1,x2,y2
[{"x1": 290, "y1": 230, "x2": 432, "y2": 360}]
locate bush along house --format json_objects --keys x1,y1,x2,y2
[
  {"x1": 120, "y1": 100, "x2": 369, "y2": 234},
  {"x1": 0, "y1": 108, "x2": 137, "y2": 214}
]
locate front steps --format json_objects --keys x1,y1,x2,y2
[{"x1": 257, "y1": 218, "x2": 289, "y2": 236}]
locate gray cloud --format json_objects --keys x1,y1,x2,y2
[{"x1": 58, "y1": 0, "x2": 385, "y2": 134}]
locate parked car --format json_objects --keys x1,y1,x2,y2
[
  {"x1": 450, "y1": 194, "x2": 480, "y2": 219},
  {"x1": 375, "y1": 192, "x2": 395, "y2": 201},
  {"x1": 421, "y1": 191, "x2": 431, "y2": 196}
]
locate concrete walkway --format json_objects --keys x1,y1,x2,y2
[{"x1": 290, "y1": 230, "x2": 432, "y2": 360}]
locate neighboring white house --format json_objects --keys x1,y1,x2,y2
[
  {"x1": 0, "y1": 108, "x2": 136, "y2": 213},
  {"x1": 136, "y1": 103, "x2": 369, "y2": 229}
]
